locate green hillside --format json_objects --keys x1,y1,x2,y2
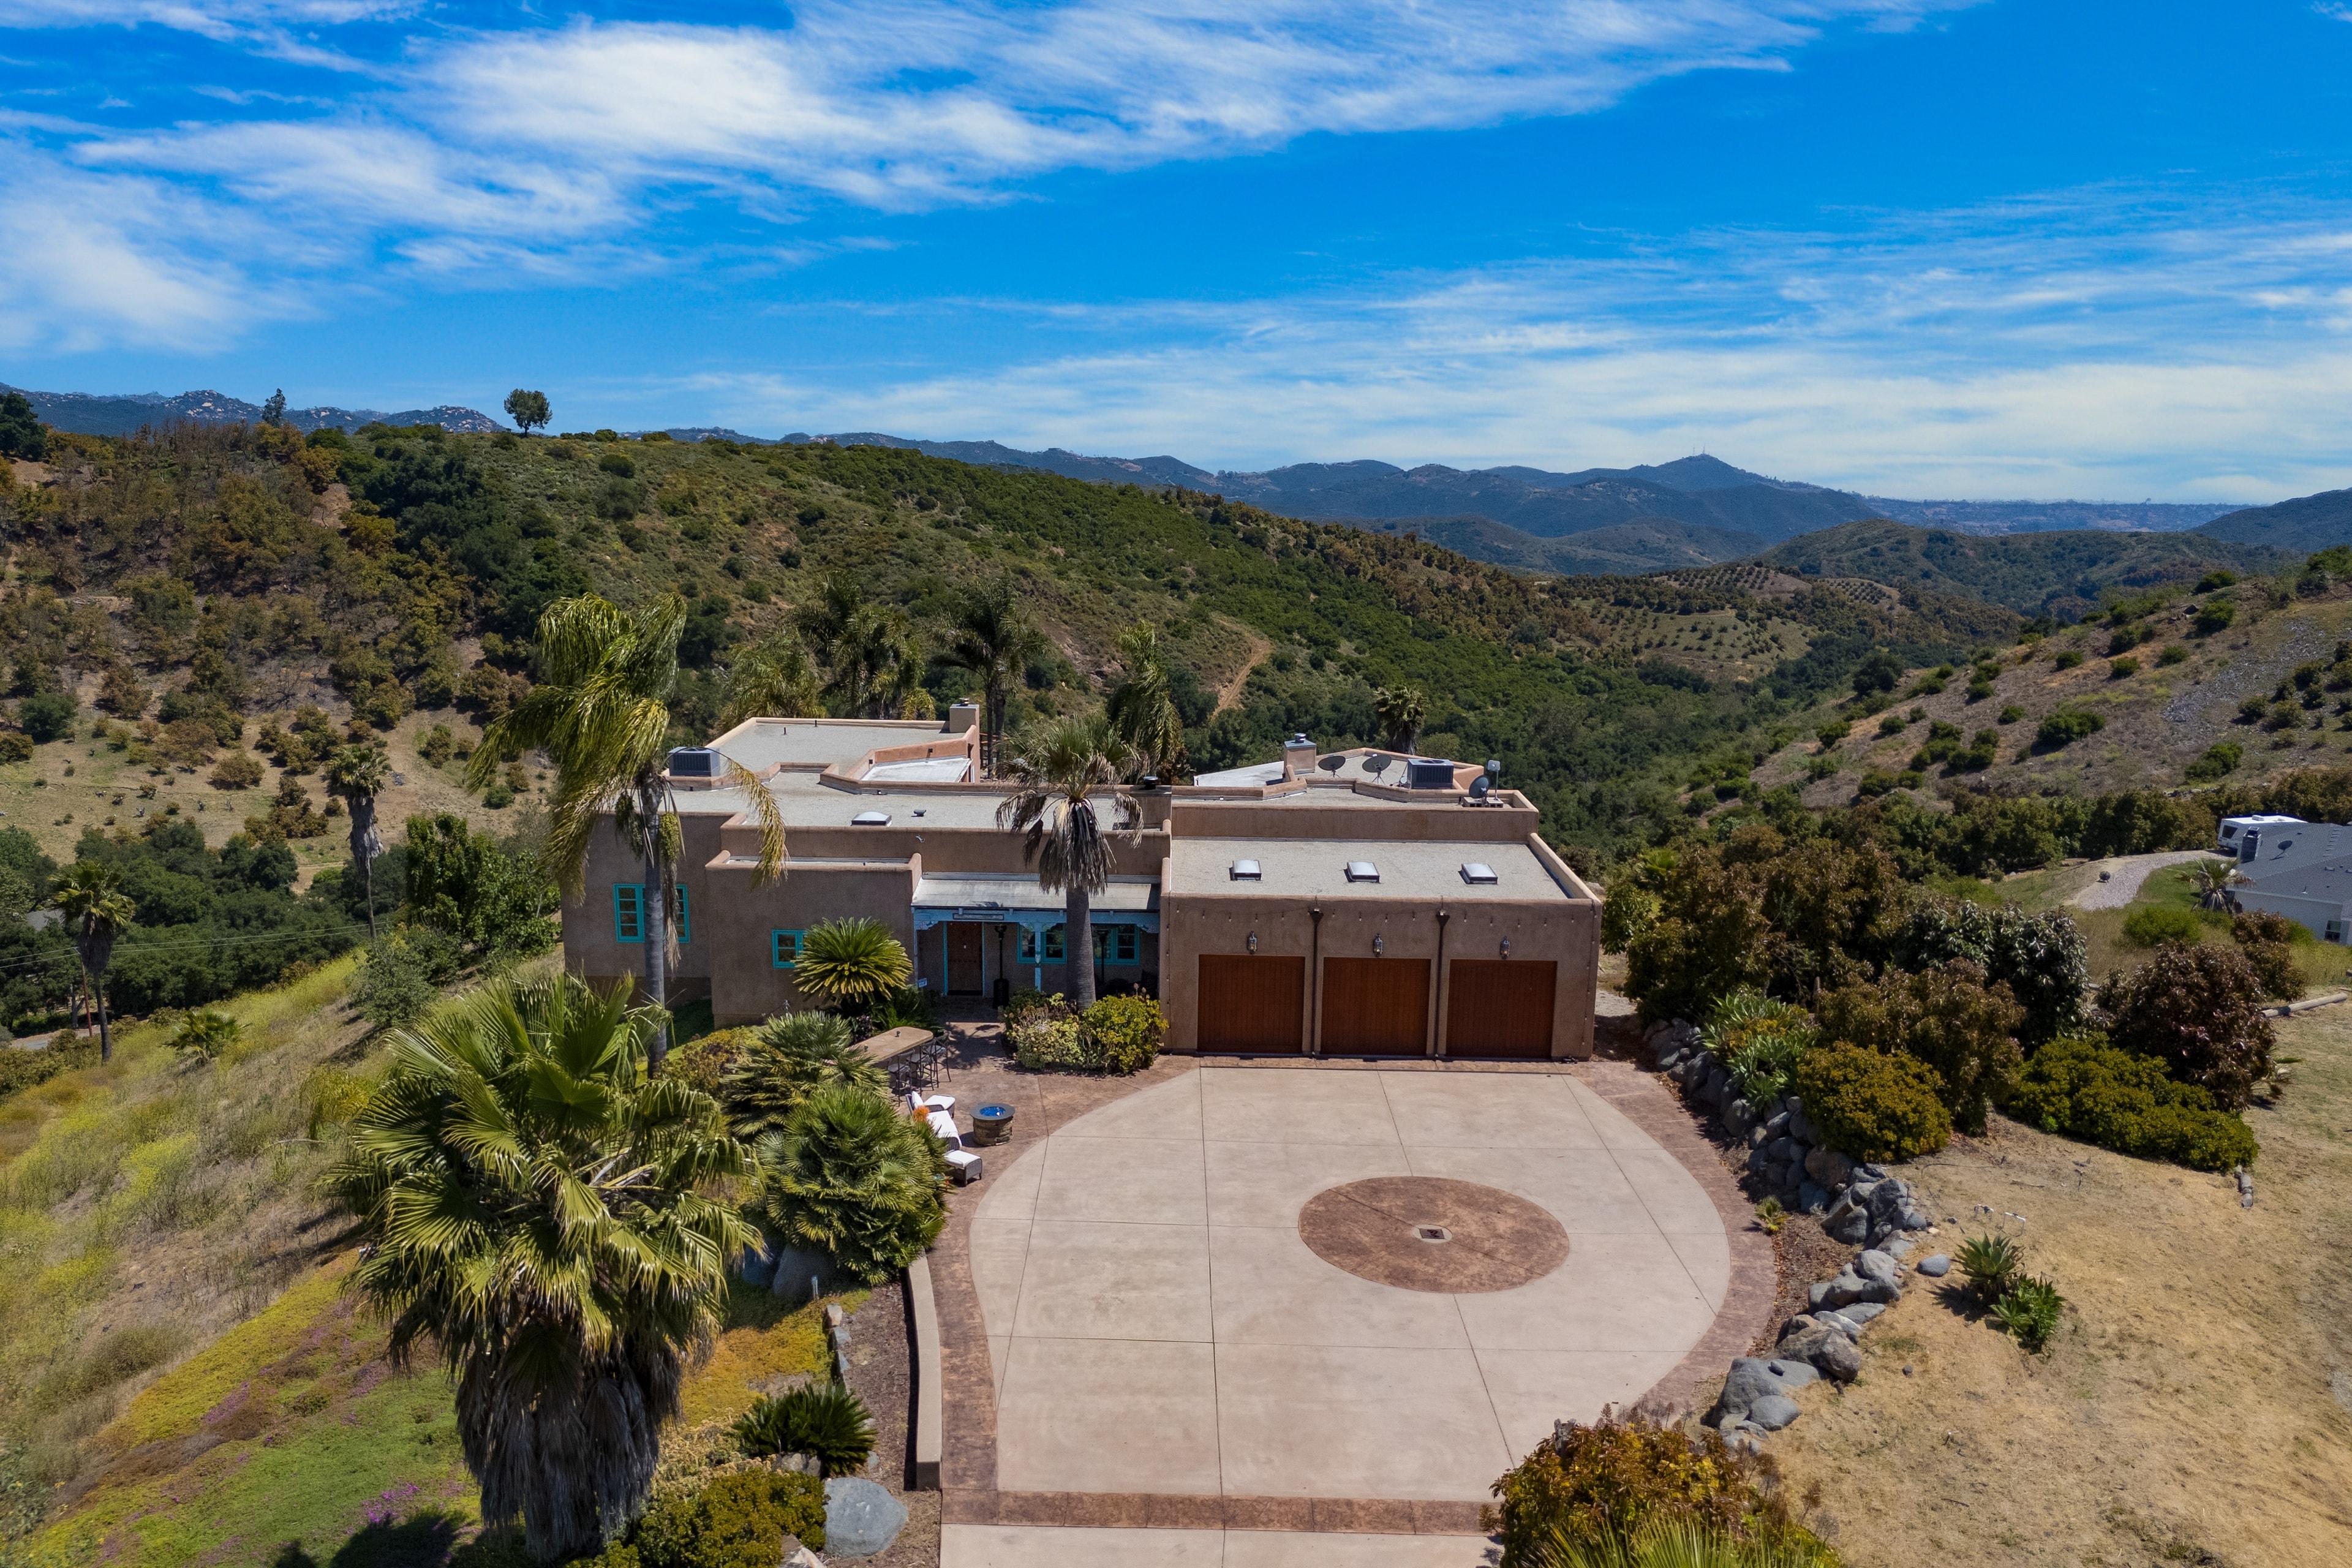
[
  {"x1": 2198, "y1": 486, "x2": 2352, "y2": 554},
  {"x1": 0, "y1": 423, "x2": 2010, "y2": 888},
  {"x1": 1355, "y1": 514, "x2": 1766, "y2": 575},
  {"x1": 1756, "y1": 519, "x2": 2286, "y2": 617}
]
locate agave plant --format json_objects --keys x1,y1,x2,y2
[
  {"x1": 1992, "y1": 1275, "x2": 2066, "y2": 1354},
  {"x1": 720, "y1": 1012, "x2": 885, "y2": 1142},
  {"x1": 1956, "y1": 1232, "x2": 2025, "y2": 1306},
  {"x1": 733, "y1": 1384, "x2": 878, "y2": 1477},
  {"x1": 1536, "y1": 1515, "x2": 1839, "y2": 1568},
  {"x1": 1701, "y1": 989, "x2": 1818, "y2": 1104},
  {"x1": 794, "y1": 918, "x2": 914, "y2": 1011}
]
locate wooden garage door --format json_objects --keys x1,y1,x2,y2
[
  {"x1": 1445, "y1": 960, "x2": 1556, "y2": 1059},
  {"x1": 1320, "y1": 957, "x2": 1431, "y2": 1056},
  {"x1": 1197, "y1": 955, "x2": 1305, "y2": 1053}
]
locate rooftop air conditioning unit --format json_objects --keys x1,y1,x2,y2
[
  {"x1": 1344, "y1": 861, "x2": 1380, "y2": 883},
  {"x1": 668, "y1": 747, "x2": 722, "y2": 778},
  {"x1": 1406, "y1": 758, "x2": 1455, "y2": 790}
]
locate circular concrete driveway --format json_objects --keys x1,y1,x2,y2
[{"x1": 965, "y1": 1066, "x2": 1734, "y2": 1507}]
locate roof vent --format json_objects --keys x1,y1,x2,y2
[
  {"x1": 1345, "y1": 861, "x2": 1380, "y2": 883},
  {"x1": 1230, "y1": 859, "x2": 1262, "y2": 881},
  {"x1": 1460, "y1": 862, "x2": 1498, "y2": 884},
  {"x1": 1406, "y1": 758, "x2": 1456, "y2": 790},
  {"x1": 852, "y1": 810, "x2": 891, "y2": 826}
]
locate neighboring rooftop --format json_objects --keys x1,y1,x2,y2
[
  {"x1": 709, "y1": 717, "x2": 959, "y2": 772},
  {"x1": 1166, "y1": 837, "x2": 1581, "y2": 901}
]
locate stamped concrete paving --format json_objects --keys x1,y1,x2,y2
[
  {"x1": 967, "y1": 1067, "x2": 1728, "y2": 1507},
  {"x1": 943, "y1": 1523, "x2": 1499, "y2": 1566}
]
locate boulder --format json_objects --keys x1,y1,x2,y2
[
  {"x1": 1853, "y1": 1250, "x2": 1902, "y2": 1289},
  {"x1": 1765, "y1": 1161, "x2": 1791, "y2": 1192},
  {"x1": 1747, "y1": 1393, "x2": 1802, "y2": 1431},
  {"x1": 1704, "y1": 1069, "x2": 1730, "y2": 1106},
  {"x1": 1804, "y1": 1147, "x2": 1853, "y2": 1188},
  {"x1": 1898, "y1": 1203, "x2": 1934, "y2": 1232},
  {"x1": 1814, "y1": 1269, "x2": 1898, "y2": 1311},
  {"x1": 1747, "y1": 1124, "x2": 1770, "y2": 1150},
  {"x1": 1746, "y1": 1146, "x2": 1771, "y2": 1175},
  {"x1": 1788, "y1": 1110, "x2": 1814, "y2": 1144},
  {"x1": 1775, "y1": 1320, "x2": 1863, "y2": 1382},
  {"x1": 1866, "y1": 1180, "x2": 1913, "y2": 1225},
  {"x1": 1885, "y1": 1237, "x2": 1915, "y2": 1261},
  {"x1": 1857, "y1": 1161, "x2": 1892, "y2": 1182},
  {"x1": 1917, "y1": 1253, "x2": 1952, "y2": 1278},
  {"x1": 1656, "y1": 1047, "x2": 1687, "y2": 1074},
  {"x1": 1709, "y1": 1357, "x2": 1820, "y2": 1426},
  {"x1": 1832, "y1": 1302, "x2": 1888, "y2": 1329},
  {"x1": 1821, "y1": 1194, "x2": 1871, "y2": 1244},
  {"x1": 1763, "y1": 1109, "x2": 1790, "y2": 1137},
  {"x1": 821, "y1": 1479, "x2": 908, "y2": 1561},
  {"x1": 1727, "y1": 1096, "x2": 1754, "y2": 1132},
  {"x1": 1766, "y1": 1135, "x2": 1795, "y2": 1163},
  {"x1": 1796, "y1": 1180, "x2": 1829, "y2": 1214}
]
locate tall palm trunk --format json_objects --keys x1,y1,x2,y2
[
  {"x1": 643, "y1": 844, "x2": 669, "y2": 1067},
  {"x1": 94, "y1": 978, "x2": 112, "y2": 1063},
  {"x1": 1066, "y1": 883, "x2": 1095, "y2": 1008},
  {"x1": 350, "y1": 794, "x2": 382, "y2": 940}
]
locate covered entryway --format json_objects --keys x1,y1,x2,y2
[
  {"x1": 945, "y1": 922, "x2": 984, "y2": 996},
  {"x1": 1319, "y1": 956, "x2": 1430, "y2": 1056},
  {"x1": 1196, "y1": 954, "x2": 1305, "y2": 1053},
  {"x1": 1444, "y1": 960, "x2": 1556, "y2": 1059}
]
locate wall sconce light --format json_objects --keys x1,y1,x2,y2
[
  {"x1": 1246, "y1": 930, "x2": 1258, "y2": 952},
  {"x1": 1501, "y1": 937, "x2": 1512, "y2": 957},
  {"x1": 1373, "y1": 933, "x2": 1385, "y2": 956}
]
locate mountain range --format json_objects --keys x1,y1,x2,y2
[{"x1": 13, "y1": 382, "x2": 2348, "y2": 569}]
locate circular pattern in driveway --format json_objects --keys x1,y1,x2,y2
[{"x1": 1298, "y1": 1176, "x2": 1570, "y2": 1294}]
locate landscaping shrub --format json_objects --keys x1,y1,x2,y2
[
  {"x1": 2033, "y1": 709, "x2": 2103, "y2": 750},
  {"x1": 348, "y1": 925, "x2": 462, "y2": 1029},
  {"x1": 658, "y1": 1026, "x2": 757, "y2": 1099},
  {"x1": 1817, "y1": 962, "x2": 2022, "y2": 1135},
  {"x1": 1490, "y1": 1413, "x2": 1835, "y2": 1568},
  {"x1": 2120, "y1": 905, "x2": 2203, "y2": 949},
  {"x1": 168, "y1": 1008, "x2": 240, "y2": 1061},
  {"x1": 2184, "y1": 741, "x2": 2241, "y2": 782},
  {"x1": 752, "y1": 1084, "x2": 948, "y2": 1283},
  {"x1": 628, "y1": 1470, "x2": 826, "y2": 1568},
  {"x1": 1009, "y1": 1003, "x2": 1088, "y2": 1070},
  {"x1": 1992, "y1": 1276, "x2": 2067, "y2": 1354},
  {"x1": 1082, "y1": 993, "x2": 1164, "y2": 1073},
  {"x1": 0, "y1": 1032, "x2": 99, "y2": 1099},
  {"x1": 1955, "y1": 1233, "x2": 2023, "y2": 1306},
  {"x1": 793, "y1": 918, "x2": 913, "y2": 1011},
  {"x1": 1699, "y1": 989, "x2": 1816, "y2": 1104},
  {"x1": 720, "y1": 1012, "x2": 880, "y2": 1142},
  {"x1": 2098, "y1": 944, "x2": 2274, "y2": 1110},
  {"x1": 1891, "y1": 895, "x2": 2087, "y2": 1046},
  {"x1": 867, "y1": 984, "x2": 940, "y2": 1033},
  {"x1": 1791, "y1": 1042, "x2": 1950, "y2": 1162},
  {"x1": 998, "y1": 986, "x2": 1058, "y2": 1029},
  {"x1": 733, "y1": 1385, "x2": 876, "y2": 1477},
  {"x1": 2230, "y1": 910, "x2": 2305, "y2": 1001},
  {"x1": 2005, "y1": 1034, "x2": 2258, "y2": 1170}
]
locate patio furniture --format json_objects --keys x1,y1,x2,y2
[
  {"x1": 944, "y1": 1148, "x2": 983, "y2": 1185},
  {"x1": 970, "y1": 1103, "x2": 1015, "y2": 1145},
  {"x1": 922, "y1": 1094, "x2": 956, "y2": 1112}
]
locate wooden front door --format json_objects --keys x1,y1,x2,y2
[
  {"x1": 1196, "y1": 955, "x2": 1305, "y2": 1053},
  {"x1": 947, "y1": 923, "x2": 984, "y2": 995},
  {"x1": 1444, "y1": 960, "x2": 1556, "y2": 1059},
  {"x1": 1320, "y1": 957, "x2": 1430, "y2": 1056}
]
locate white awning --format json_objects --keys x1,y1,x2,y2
[{"x1": 910, "y1": 874, "x2": 1159, "y2": 932}]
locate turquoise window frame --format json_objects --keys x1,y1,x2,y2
[
  {"x1": 614, "y1": 884, "x2": 644, "y2": 943},
  {"x1": 673, "y1": 885, "x2": 690, "y2": 944},
  {"x1": 1092, "y1": 924, "x2": 1138, "y2": 964},
  {"x1": 1017, "y1": 924, "x2": 1066, "y2": 963},
  {"x1": 772, "y1": 929, "x2": 804, "y2": 969}
]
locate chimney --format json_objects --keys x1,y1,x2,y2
[
  {"x1": 1283, "y1": 733, "x2": 1316, "y2": 782},
  {"x1": 946, "y1": 701, "x2": 981, "y2": 735}
]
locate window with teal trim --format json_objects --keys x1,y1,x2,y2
[
  {"x1": 673, "y1": 885, "x2": 690, "y2": 944},
  {"x1": 1017, "y1": 924, "x2": 1066, "y2": 962},
  {"x1": 614, "y1": 884, "x2": 645, "y2": 943},
  {"x1": 1093, "y1": 924, "x2": 1138, "y2": 964},
  {"x1": 772, "y1": 929, "x2": 804, "y2": 968}
]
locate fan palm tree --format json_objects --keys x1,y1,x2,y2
[
  {"x1": 170, "y1": 1008, "x2": 241, "y2": 1063},
  {"x1": 53, "y1": 861, "x2": 135, "y2": 1063},
  {"x1": 326, "y1": 741, "x2": 392, "y2": 939},
  {"x1": 751, "y1": 1084, "x2": 947, "y2": 1284},
  {"x1": 936, "y1": 578, "x2": 1047, "y2": 778},
  {"x1": 328, "y1": 973, "x2": 755, "y2": 1564},
  {"x1": 796, "y1": 573, "x2": 924, "y2": 719},
  {"x1": 793, "y1": 917, "x2": 913, "y2": 1013},
  {"x1": 718, "y1": 1011, "x2": 885, "y2": 1141},
  {"x1": 472, "y1": 593, "x2": 788, "y2": 1066},
  {"x1": 721, "y1": 629, "x2": 822, "y2": 727},
  {"x1": 1105, "y1": 621, "x2": 1186, "y2": 781},
  {"x1": 996, "y1": 715, "x2": 1140, "y2": 1008},
  {"x1": 1374, "y1": 685, "x2": 1427, "y2": 754}
]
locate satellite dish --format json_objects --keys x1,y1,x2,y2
[
  {"x1": 1317, "y1": 755, "x2": 1347, "y2": 776},
  {"x1": 1363, "y1": 754, "x2": 1393, "y2": 778},
  {"x1": 1469, "y1": 775, "x2": 1491, "y2": 800}
]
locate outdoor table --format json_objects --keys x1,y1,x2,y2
[{"x1": 856, "y1": 1026, "x2": 933, "y2": 1066}]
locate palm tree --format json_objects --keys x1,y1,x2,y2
[
  {"x1": 53, "y1": 861, "x2": 135, "y2": 1063},
  {"x1": 1105, "y1": 621, "x2": 1186, "y2": 781},
  {"x1": 751, "y1": 1084, "x2": 947, "y2": 1284},
  {"x1": 1374, "y1": 685, "x2": 1427, "y2": 754},
  {"x1": 326, "y1": 742, "x2": 391, "y2": 939},
  {"x1": 936, "y1": 579, "x2": 1047, "y2": 778},
  {"x1": 721, "y1": 628, "x2": 822, "y2": 727},
  {"x1": 330, "y1": 974, "x2": 755, "y2": 1564},
  {"x1": 472, "y1": 594, "x2": 787, "y2": 1066},
  {"x1": 996, "y1": 715, "x2": 1139, "y2": 1009},
  {"x1": 793, "y1": 917, "x2": 913, "y2": 1013},
  {"x1": 170, "y1": 1008, "x2": 241, "y2": 1063},
  {"x1": 718, "y1": 1011, "x2": 885, "y2": 1141},
  {"x1": 796, "y1": 573, "x2": 924, "y2": 719}
]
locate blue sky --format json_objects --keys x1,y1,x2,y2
[{"x1": 6, "y1": 2, "x2": 2352, "y2": 499}]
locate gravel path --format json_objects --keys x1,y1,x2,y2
[{"x1": 2065, "y1": 850, "x2": 2215, "y2": 910}]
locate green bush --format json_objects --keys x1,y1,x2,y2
[
  {"x1": 2230, "y1": 910, "x2": 2305, "y2": 1001},
  {"x1": 1817, "y1": 962, "x2": 2021, "y2": 1135},
  {"x1": 1010, "y1": 1008, "x2": 1087, "y2": 1069},
  {"x1": 2193, "y1": 598, "x2": 2236, "y2": 635},
  {"x1": 752, "y1": 1084, "x2": 948, "y2": 1283},
  {"x1": 720, "y1": 1012, "x2": 881, "y2": 1142},
  {"x1": 349, "y1": 925, "x2": 462, "y2": 1028},
  {"x1": 2184, "y1": 741, "x2": 2242, "y2": 782},
  {"x1": 1082, "y1": 993, "x2": 1164, "y2": 1073},
  {"x1": 2120, "y1": 905, "x2": 2203, "y2": 948},
  {"x1": 19, "y1": 690, "x2": 77, "y2": 744},
  {"x1": 0, "y1": 1033, "x2": 100, "y2": 1099},
  {"x1": 1992, "y1": 1275, "x2": 2067, "y2": 1354},
  {"x1": 1698, "y1": 989, "x2": 1815, "y2": 1105},
  {"x1": 629, "y1": 1469, "x2": 825, "y2": 1567},
  {"x1": 1997, "y1": 704, "x2": 2024, "y2": 725},
  {"x1": 2034, "y1": 709, "x2": 2104, "y2": 750},
  {"x1": 2007, "y1": 1034, "x2": 2259, "y2": 1170},
  {"x1": 2108, "y1": 657, "x2": 2140, "y2": 680},
  {"x1": 1954, "y1": 1232, "x2": 2023, "y2": 1305},
  {"x1": 658, "y1": 1026, "x2": 758, "y2": 1099},
  {"x1": 2099, "y1": 943, "x2": 2274, "y2": 1110},
  {"x1": 1892, "y1": 895, "x2": 2087, "y2": 1046},
  {"x1": 2157, "y1": 644, "x2": 2190, "y2": 668},
  {"x1": 733, "y1": 1384, "x2": 876, "y2": 1477},
  {"x1": 1490, "y1": 1412, "x2": 1835, "y2": 1568},
  {"x1": 2051, "y1": 649, "x2": 2084, "y2": 671},
  {"x1": 1792, "y1": 1041, "x2": 1951, "y2": 1162}
]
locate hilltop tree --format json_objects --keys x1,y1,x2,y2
[
  {"x1": 327, "y1": 742, "x2": 392, "y2": 939},
  {"x1": 722, "y1": 628, "x2": 823, "y2": 726},
  {"x1": 0, "y1": 391, "x2": 46, "y2": 461},
  {"x1": 937, "y1": 578, "x2": 1047, "y2": 777},
  {"x1": 262, "y1": 389, "x2": 287, "y2": 426},
  {"x1": 475, "y1": 593, "x2": 785, "y2": 1064},
  {"x1": 504, "y1": 388, "x2": 551, "y2": 436},
  {"x1": 1374, "y1": 685, "x2": 1427, "y2": 754},
  {"x1": 1106, "y1": 621, "x2": 1186, "y2": 781}
]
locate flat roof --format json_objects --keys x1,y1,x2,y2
[
  {"x1": 1167, "y1": 837, "x2": 1579, "y2": 902},
  {"x1": 710, "y1": 718, "x2": 952, "y2": 772}
]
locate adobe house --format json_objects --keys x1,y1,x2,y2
[{"x1": 561, "y1": 715, "x2": 1601, "y2": 1058}]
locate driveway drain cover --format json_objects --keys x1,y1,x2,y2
[{"x1": 1299, "y1": 1177, "x2": 1567, "y2": 1293}]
